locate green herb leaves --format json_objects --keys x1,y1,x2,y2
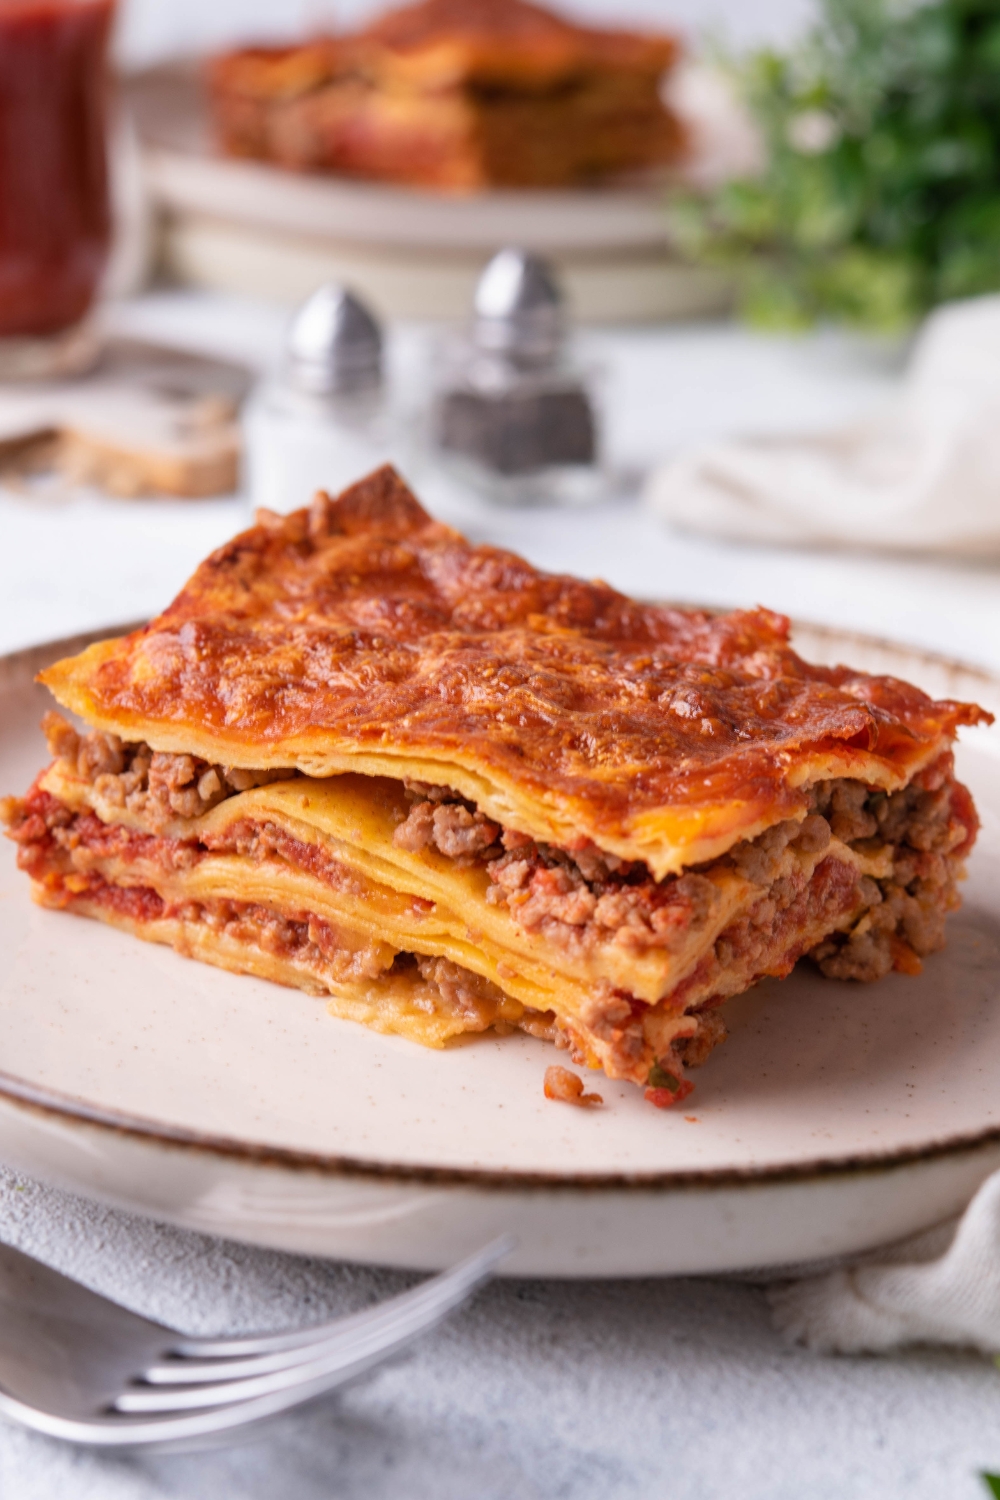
[
  {"x1": 648, "y1": 1063, "x2": 681, "y2": 1092},
  {"x1": 673, "y1": 0, "x2": 1000, "y2": 329}
]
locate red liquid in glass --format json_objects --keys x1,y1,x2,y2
[{"x1": 0, "y1": 0, "x2": 114, "y2": 337}]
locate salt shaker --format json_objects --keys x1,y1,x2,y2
[
  {"x1": 243, "y1": 283, "x2": 397, "y2": 514},
  {"x1": 432, "y1": 249, "x2": 603, "y2": 506}
]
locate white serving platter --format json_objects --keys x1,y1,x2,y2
[
  {"x1": 127, "y1": 67, "x2": 731, "y2": 323},
  {"x1": 1, "y1": 624, "x2": 998, "y2": 1276}
]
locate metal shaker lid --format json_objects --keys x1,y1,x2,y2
[
  {"x1": 285, "y1": 283, "x2": 383, "y2": 396},
  {"x1": 472, "y1": 249, "x2": 564, "y2": 364}
]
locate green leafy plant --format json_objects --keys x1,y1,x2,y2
[
  {"x1": 980, "y1": 1474, "x2": 1000, "y2": 1497},
  {"x1": 672, "y1": 0, "x2": 1000, "y2": 329}
]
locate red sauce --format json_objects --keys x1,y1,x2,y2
[
  {"x1": 0, "y1": 0, "x2": 114, "y2": 336},
  {"x1": 84, "y1": 875, "x2": 164, "y2": 923}
]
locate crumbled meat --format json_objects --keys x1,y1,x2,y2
[
  {"x1": 395, "y1": 782, "x2": 720, "y2": 955},
  {"x1": 501, "y1": 827, "x2": 534, "y2": 852},
  {"x1": 78, "y1": 730, "x2": 124, "y2": 780},
  {"x1": 392, "y1": 799, "x2": 436, "y2": 852},
  {"x1": 414, "y1": 954, "x2": 513, "y2": 1029},
  {"x1": 393, "y1": 798, "x2": 499, "y2": 860},
  {"x1": 674, "y1": 873, "x2": 718, "y2": 924},
  {"x1": 543, "y1": 1065, "x2": 603, "y2": 1107},
  {"x1": 184, "y1": 894, "x2": 397, "y2": 984},
  {"x1": 41, "y1": 712, "x2": 296, "y2": 830},
  {"x1": 871, "y1": 783, "x2": 961, "y2": 852},
  {"x1": 402, "y1": 778, "x2": 462, "y2": 804},
  {"x1": 807, "y1": 768, "x2": 967, "y2": 855},
  {"x1": 669, "y1": 855, "x2": 868, "y2": 1021},
  {"x1": 394, "y1": 779, "x2": 501, "y2": 861},
  {"x1": 432, "y1": 804, "x2": 501, "y2": 858},
  {"x1": 810, "y1": 857, "x2": 955, "y2": 981},
  {"x1": 566, "y1": 985, "x2": 650, "y2": 1085},
  {"x1": 198, "y1": 768, "x2": 223, "y2": 802},
  {"x1": 729, "y1": 818, "x2": 801, "y2": 885},
  {"x1": 42, "y1": 711, "x2": 128, "y2": 783},
  {"x1": 828, "y1": 780, "x2": 878, "y2": 843},
  {"x1": 812, "y1": 925, "x2": 895, "y2": 982},
  {"x1": 678, "y1": 1008, "x2": 728, "y2": 1069},
  {"x1": 485, "y1": 842, "x2": 716, "y2": 955},
  {"x1": 40, "y1": 711, "x2": 81, "y2": 762},
  {"x1": 793, "y1": 813, "x2": 832, "y2": 854},
  {"x1": 566, "y1": 841, "x2": 628, "y2": 882},
  {"x1": 352, "y1": 755, "x2": 981, "y2": 968},
  {"x1": 487, "y1": 854, "x2": 531, "y2": 899},
  {"x1": 518, "y1": 863, "x2": 597, "y2": 930},
  {"x1": 807, "y1": 758, "x2": 972, "y2": 982}
]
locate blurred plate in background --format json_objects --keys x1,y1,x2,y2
[{"x1": 125, "y1": 66, "x2": 732, "y2": 323}]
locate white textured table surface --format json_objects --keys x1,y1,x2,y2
[{"x1": 3, "y1": 292, "x2": 1000, "y2": 1500}]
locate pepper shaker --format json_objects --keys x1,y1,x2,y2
[
  {"x1": 431, "y1": 249, "x2": 604, "y2": 506},
  {"x1": 243, "y1": 283, "x2": 399, "y2": 514}
]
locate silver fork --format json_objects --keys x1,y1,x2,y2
[{"x1": 0, "y1": 1234, "x2": 513, "y2": 1450}]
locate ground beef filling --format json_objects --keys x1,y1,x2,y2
[
  {"x1": 809, "y1": 753, "x2": 977, "y2": 982},
  {"x1": 2, "y1": 746, "x2": 978, "y2": 1107},
  {"x1": 4, "y1": 751, "x2": 976, "y2": 1002},
  {"x1": 39, "y1": 712, "x2": 296, "y2": 831},
  {"x1": 39, "y1": 714, "x2": 976, "y2": 975},
  {"x1": 393, "y1": 758, "x2": 976, "y2": 972}
]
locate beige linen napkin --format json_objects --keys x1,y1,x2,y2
[
  {"x1": 646, "y1": 295, "x2": 1000, "y2": 557},
  {"x1": 769, "y1": 1169, "x2": 1000, "y2": 1354}
]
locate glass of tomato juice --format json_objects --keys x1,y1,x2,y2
[{"x1": 0, "y1": 0, "x2": 116, "y2": 377}]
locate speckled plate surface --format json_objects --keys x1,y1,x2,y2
[{"x1": 0, "y1": 623, "x2": 998, "y2": 1275}]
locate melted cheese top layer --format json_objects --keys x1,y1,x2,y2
[{"x1": 40, "y1": 466, "x2": 989, "y2": 877}]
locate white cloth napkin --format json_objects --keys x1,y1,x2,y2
[
  {"x1": 646, "y1": 295, "x2": 1000, "y2": 557},
  {"x1": 768, "y1": 1168, "x2": 1000, "y2": 1354}
]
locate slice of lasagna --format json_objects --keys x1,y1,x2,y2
[
  {"x1": 207, "y1": 0, "x2": 683, "y2": 191},
  {"x1": 2, "y1": 467, "x2": 990, "y2": 1107}
]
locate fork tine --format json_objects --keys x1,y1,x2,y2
[
  {"x1": 0, "y1": 1301, "x2": 471, "y2": 1450},
  {"x1": 0, "y1": 1237, "x2": 513, "y2": 1452},
  {"x1": 157, "y1": 1234, "x2": 515, "y2": 1368},
  {"x1": 115, "y1": 1235, "x2": 514, "y2": 1416},
  {"x1": 0, "y1": 1271, "x2": 463, "y2": 1451}
]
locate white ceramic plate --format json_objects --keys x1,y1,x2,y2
[
  {"x1": 1, "y1": 624, "x2": 999, "y2": 1276},
  {"x1": 126, "y1": 68, "x2": 732, "y2": 323}
]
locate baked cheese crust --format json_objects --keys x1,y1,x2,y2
[{"x1": 40, "y1": 466, "x2": 986, "y2": 878}]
